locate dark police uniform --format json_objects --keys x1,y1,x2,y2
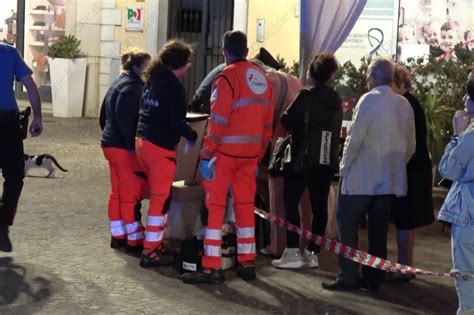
[{"x1": 0, "y1": 43, "x2": 33, "y2": 228}]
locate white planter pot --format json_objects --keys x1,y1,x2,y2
[{"x1": 49, "y1": 57, "x2": 87, "y2": 118}]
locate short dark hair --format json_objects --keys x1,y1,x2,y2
[
  {"x1": 222, "y1": 31, "x2": 248, "y2": 58},
  {"x1": 308, "y1": 52, "x2": 339, "y2": 84},
  {"x1": 121, "y1": 49, "x2": 151, "y2": 72},
  {"x1": 144, "y1": 39, "x2": 192, "y2": 82},
  {"x1": 441, "y1": 21, "x2": 458, "y2": 32}
]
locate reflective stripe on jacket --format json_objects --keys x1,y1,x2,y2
[{"x1": 201, "y1": 60, "x2": 273, "y2": 159}]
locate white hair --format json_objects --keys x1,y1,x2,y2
[{"x1": 368, "y1": 57, "x2": 395, "y2": 85}]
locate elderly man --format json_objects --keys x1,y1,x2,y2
[{"x1": 322, "y1": 57, "x2": 416, "y2": 292}]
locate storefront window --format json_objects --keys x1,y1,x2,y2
[
  {"x1": 0, "y1": 0, "x2": 18, "y2": 46},
  {"x1": 24, "y1": 0, "x2": 66, "y2": 99}
]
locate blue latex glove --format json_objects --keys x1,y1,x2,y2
[{"x1": 199, "y1": 159, "x2": 214, "y2": 180}]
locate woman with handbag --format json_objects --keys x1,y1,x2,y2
[{"x1": 272, "y1": 53, "x2": 343, "y2": 269}]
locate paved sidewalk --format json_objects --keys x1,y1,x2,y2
[{"x1": 0, "y1": 115, "x2": 457, "y2": 314}]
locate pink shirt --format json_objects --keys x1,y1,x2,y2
[{"x1": 264, "y1": 70, "x2": 303, "y2": 144}]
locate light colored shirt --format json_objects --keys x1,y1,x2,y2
[
  {"x1": 340, "y1": 85, "x2": 416, "y2": 196},
  {"x1": 438, "y1": 130, "x2": 474, "y2": 228}
]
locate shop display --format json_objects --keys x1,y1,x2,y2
[{"x1": 24, "y1": 0, "x2": 66, "y2": 98}]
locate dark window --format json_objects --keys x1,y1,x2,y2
[{"x1": 178, "y1": 9, "x2": 202, "y2": 33}]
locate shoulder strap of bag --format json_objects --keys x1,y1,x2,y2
[
  {"x1": 303, "y1": 88, "x2": 311, "y2": 155},
  {"x1": 272, "y1": 72, "x2": 289, "y2": 129}
]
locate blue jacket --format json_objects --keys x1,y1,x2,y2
[
  {"x1": 438, "y1": 129, "x2": 474, "y2": 228},
  {"x1": 136, "y1": 68, "x2": 197, "y2": 150}
]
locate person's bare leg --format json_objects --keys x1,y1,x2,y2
[
  {"x1": 397, "y1": 229, "x2": 415, "y2": 266},
  {"x1": 391, "y1": 229, "x2": 416, "y2": 281},
  {"x1": 299, "y1": 189, "x2": 312, "y2": 251}
]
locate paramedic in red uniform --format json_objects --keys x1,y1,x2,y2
[
  {"x1": 182, "y1": 31, "x2": 273, "y2": 284},
  {"x1": 135, "y1": 40, "x2": 197, "y2": 268},
  {"x1": 100, "y1": 49, "x2": 151, "y2": 251}
]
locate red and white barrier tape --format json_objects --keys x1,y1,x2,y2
[{"x1": 254, "y1": 207, "x2": 474, "y2": 280}]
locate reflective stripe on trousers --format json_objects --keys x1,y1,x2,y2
[
  {"x1": 145, "y1": 230, "x2": 165, "y2": 243},
  {"x1": 126, "y1": 221, "x2": 145, "y2": 242},
  {"x1": 110, "y1": 220, "x2": 127, "y2": 237},
  {"x1": 204, "y1": 245, "x2": 221, "y2": 257},
  {"x1": 147, "y1": 215, "x2": 167, "y2": 227},
  {"x1": 237, "y1": 243, "x2": 256, "y2": 254},
  {"x1": 237, "y1": 227, "x2": 255, "y2": 238}
]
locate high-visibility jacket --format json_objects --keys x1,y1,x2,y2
[{"x1": 201, "y1": 60, "x2": 273, "y2": 160}]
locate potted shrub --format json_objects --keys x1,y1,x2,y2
[{"x1": 48, "y1": 35, "x2": 87, "y2": 118}]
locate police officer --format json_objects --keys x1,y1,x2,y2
[
  {"x1": 0, "y1": 42, "x2": 43, "y2": 252},
  {"x1": 182, "y1": 31, "x2": 273, "y2": 284}
]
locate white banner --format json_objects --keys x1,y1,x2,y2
[{"x1": 336, "y1": 0, "x2": 399, "y2": 66}]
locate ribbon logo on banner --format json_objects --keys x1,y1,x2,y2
[{"x1": 368, "y1": 28, "x2": 384, "y2": 56}]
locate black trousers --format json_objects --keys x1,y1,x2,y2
[
  {"x1": 0, "y1": 111, "x2": 24, "y2": 227},
  {"x1": 336, "y1": 192, "x2": 393, "y2": 287},
  {"x1": 283, "y1": 167, "x2": 332, "y2": 253}
]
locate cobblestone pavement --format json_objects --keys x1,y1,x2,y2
[{"x1": 0, "y1": 115, "x2": 457, "y2": 314}]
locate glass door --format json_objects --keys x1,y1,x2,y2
[
  {"x1": 22, "y1": 0, "x2": 66, "y2": 102},
  {"x1": 0, "y1": 0, "x2": 18, "y2": 46}
]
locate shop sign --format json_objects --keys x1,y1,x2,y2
[{"x1": 126, "y1": 6, "x2": 144, "y2": 32}]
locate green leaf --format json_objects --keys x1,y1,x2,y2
[{"x1": 48, "y1": 35, "x2": 82, "y2": 59}]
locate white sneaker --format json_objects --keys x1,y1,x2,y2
[
  {"x1": 304, "y1": 249, "x2": 319, "y2": 269},
  {"x1": 271, "y1": 248, "x2": 305, "y2": 269}
]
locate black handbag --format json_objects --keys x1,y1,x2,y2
[
  {"x1": 268, "y1": 134, "x2": 293, "y2": 177},
  {"x1": 268, "y1": 89, "x2": 311, "y2": 178}
]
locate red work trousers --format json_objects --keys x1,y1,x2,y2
[
  {"x1": 202, "y1": 152, "x2": 258, "y2": 270},
  {"x1": 135, "y1": 138, "x2": 176, "y2": 254},
  {"x1": 103, "y1": 147, "x2": 148, "y2": 246}
]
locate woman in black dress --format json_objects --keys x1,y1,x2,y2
[{"x1": 389, "y1": 65, "x2": 434, "y2": 281}]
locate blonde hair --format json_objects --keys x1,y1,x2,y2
[{"x1": 393, "y1": 64, "x2": 412, "y2": 90}]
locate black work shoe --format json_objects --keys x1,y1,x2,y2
[
  {"x1": 126, "y1": 244, "x2": 143, "y2": 254},
  {"x1": 237, "y1": 264, "x2": 256, "y2": 281},
  {"x1": 110, "y1": 237, "x2": 127, "y2": 249},
  {"x1": 359, "y1": 279, "x2": 380, "y2": 293},
  {"x1": 139, "y1": 251, "x2": 176, "y2": 268},
  {"x1": 181, "y1": 269, "x2": 225, "y2": 284},
  {"x1": 385, "y1": 272, "x2": 413, "y2": 283},
  {"x1": 322, "y1": 279, "x2": 358, "y2": 291},
  {"x1": 0, "y1": 227, "x2": 12, "y2": 253}
]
